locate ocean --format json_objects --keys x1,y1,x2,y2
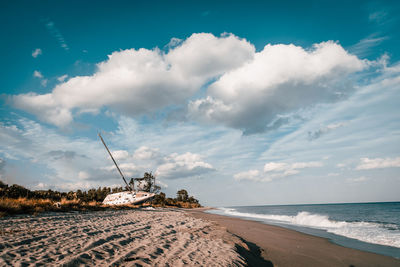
[{"x1": 207, "y1": 202, "x2": 400, "y2": 259}]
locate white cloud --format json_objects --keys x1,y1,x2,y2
[
  {"x1": 155, "y1": 179, "x2": 168, "y2": 189},
  {"x1": 356, "y1": 157, "x2": 400, "y2": 170},
  {"x1": 111, "y1": 150, "x2": 129, "y2": 160},
  {"x1": 32, "y1": 48, "x2": 42, "y2": 58},
  {"x1": 12, "y1": 93, "x2": 73, "y2": 127},
  {"x1": 133, "y1": 146, "x2": 160, "y2": 160},
  {"x1": 234, "y1": 170, "x2": 264, "y2": 181},
  {"x1": 263, "y1": 162, "x2": 288, "y2": 172},
  {"x1": 57, "y1": 74, "x2": 68, "y2": 82},
  {"x1": 155, "y1": 152, "x2": 215, "y2": 179},
  {"x1": 33, "y1": 70, "x2": 43, "y2": 78},
  {"x1": 33, "y1": 71, "x2": 47, "y2": 87},
  {"x1": 189, "y1": 41, "x2": 367, "y2": 133},
  {"x1": 13, "y1": 33, "x2": 254, "y2": 127},
  {"x1": 0, "y1": 118, "x2": 107, "y2": 187},
  {"x1": 78, "y1": 171, "x2": 90, "y2": 179},
  {"x1": 45, "y1": 21, "x2": 69, "y2": 51},
  {"x1": 308, "y1": 122, "x2": 346, "y2": 140},
  {"x1": 102, "y1": 162, "x2": 138, "y2": 177},
  {"x1": 165, "y1": 33, "x2": 254, "y2": 78},
  {"x1": 349, "y1": 35, "x2": 388, "y2": 57},
  {"x1": 327, "y1": 173, "x2": 339, "y2": 177},
  {"x1": 235, "y1": 161, "x2": 323, "y2": 182},
  {"x1": 347, "y1": 176, "x2": 367, "y2": 183},
  {"x1": 34, "y1": 182, "x2": 47, "y2": 189},
  {"x1": 337, "y1": 163, "x2": 346, "y2": 168},
  {"x1": 369, "y1": 10, "x2": 388, "y2": 24},
  {"x1": 0, "y1": 158, "x2": 5, "y2": 180},
  {"x1": 40, "y1": 79, "x2": 48, "y2": 87}
]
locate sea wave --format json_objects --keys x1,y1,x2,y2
[{"x1": 218, "y1": 208, "x2": 400, "y2": 248}]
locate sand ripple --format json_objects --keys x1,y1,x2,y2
[{"x1": 0, "y1": 209, "x2": 246, "y2": 266}]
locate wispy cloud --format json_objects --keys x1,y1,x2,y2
[
  {"x1": 347, "y1": 176, "x2": 367, "y2": 183},
  {"x1": 32, "y1": 48, "x2": 42, "y2": 58},
  {"x1": 201, "y1": 10, "x2": 210, "y2": 17},
  {"x1": 45, "y1": 20, "x2": 69, "y2": 51},
  {"x1": 356, "y1": 157, "x2": 400, "y2": 170},
  {"x1": 349, "y1": 35, "x2": 388, "y2": 57},
  {"x1": 308, "y1": 122, "x2": 346, "y2": 141},
  {"x1": 369, "y1": 10, "x2": 389, "y2": 25},
  {"x1": 234, "y1": 161, "x2": 323, "y2": 182}
]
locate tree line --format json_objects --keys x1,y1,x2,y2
[{"x1": 0, "y1": 178, "x2": 200, "y2": 207}]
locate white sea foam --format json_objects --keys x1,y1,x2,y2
[{"x1": 218, "y1": 208, "x2": 400, "y2": 248}]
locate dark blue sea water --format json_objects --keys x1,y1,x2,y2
[{"x1": 207, "y1": 202, "x2": 400, "y2": 259}]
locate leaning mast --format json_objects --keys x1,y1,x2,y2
[{"x1": 98, "y1": 133, "x2": 133, "y2": 193}]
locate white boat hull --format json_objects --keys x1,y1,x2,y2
[{"x1": 102, "y1": 191, "x2": 155, "y2": 205}]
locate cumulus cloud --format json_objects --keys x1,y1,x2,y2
[
  {"x1": 102, "y1": 162, "x2": 139, "y2": 178},
  {"x1": 32, "y1": 71, "x2": 48, "y2": 87},
  {"x1": 12, "y1": 33, "x2": 254, "y2": 127},
  {"x1": 233, "y1": 170, "x2": 262, "y2": 181},
  {"x1": 0, "y1": 118, "x2": 115, "y2": 187},
  {"x1": 13, "y1": 35, "x2": 368, "y2": 133},
  {"x1": 356, "y1": 157, "x2": 400, "y2": 170},
  {"x1": 189, "y1": 41, "x2": 366, "y2": 133},
  {"x1": 235, "y1": 161, "x2": 323, "y2": 182},
  {"x1": 155, "y1": 152, "x2": 215, "y2": 179},
  {"x1": 33, "y1": 70, "x2": 43, "y2": 78},
  {"x1": 57, "y1": 74, "x2": 68, "y2": 82},
  {"x1": 111, "y1": 150, "x2": 129, "y2": 160},
  {"x1": 32, "y1": 48, "x2": 42, "y2": 58},
  {"x1": 78, "y1": 171, "x2": 90, "y2": 180},
  {"x1": 133, "y1": 146, "x2": 160, "y2": 160},
  {"x1": 40, "y1": 79, "x2": 48, "y2": 87},
  {"x1": 0, "y1": 117, "x2": 214, "y2": 189}
]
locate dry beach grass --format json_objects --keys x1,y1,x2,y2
[
  {"x1": 0, "y1": 197, "x2": 200, "y2": 217},
  {"x1": 0, "y1": 197, "x2": 104, "y2": 217}
]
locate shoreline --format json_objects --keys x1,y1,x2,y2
[{"x1": 186, "y1": 209, "x2": 400, "y2": 267}]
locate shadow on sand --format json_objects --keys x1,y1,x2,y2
[{"x1": 233, "y1": 233, "x2": 274, "y2": 267}]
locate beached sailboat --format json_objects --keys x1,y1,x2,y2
[{"x1": 99, "y1": 133, "x2": 155, "y2": 205}]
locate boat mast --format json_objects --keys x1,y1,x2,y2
[{"x1": 98, "y1": 133, "x2": 133, "y2": 193}]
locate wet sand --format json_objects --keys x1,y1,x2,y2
[{"x1": 187, "y1": 209, "x2": 400, "y2": 267}]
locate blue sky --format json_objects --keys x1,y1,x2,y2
[{"x1": 1, "y1": 0, "x2": 399, "y2": 206}]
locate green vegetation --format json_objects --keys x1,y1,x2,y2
[
  {"x1": 0, "y1": 180, "x2": 201, "y2": 216},
  {"x1": 151, "y1": 189, "x2": 201, "y2": 208}
]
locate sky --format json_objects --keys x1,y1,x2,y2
[{"x1": 0, "y1": 0, "x2": 399, "y2": 206}]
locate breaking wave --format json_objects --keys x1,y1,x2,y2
[{"x1": 218, "y1": 208, "x2": 400, "y2": 248}]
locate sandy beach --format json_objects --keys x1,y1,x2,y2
[
  {"x1": 188, "y1": 209, "x2": 400, "y2": 267},
  {"x1": 1, "y1": 208, "x2": 399, "y2": 266},
  {"x1": 0, "y1": 209, "x2": 250, "y2": 266}
]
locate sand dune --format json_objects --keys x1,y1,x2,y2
[{"x1": 0, "y1": 209, "x2": 247, "y2": 266}]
